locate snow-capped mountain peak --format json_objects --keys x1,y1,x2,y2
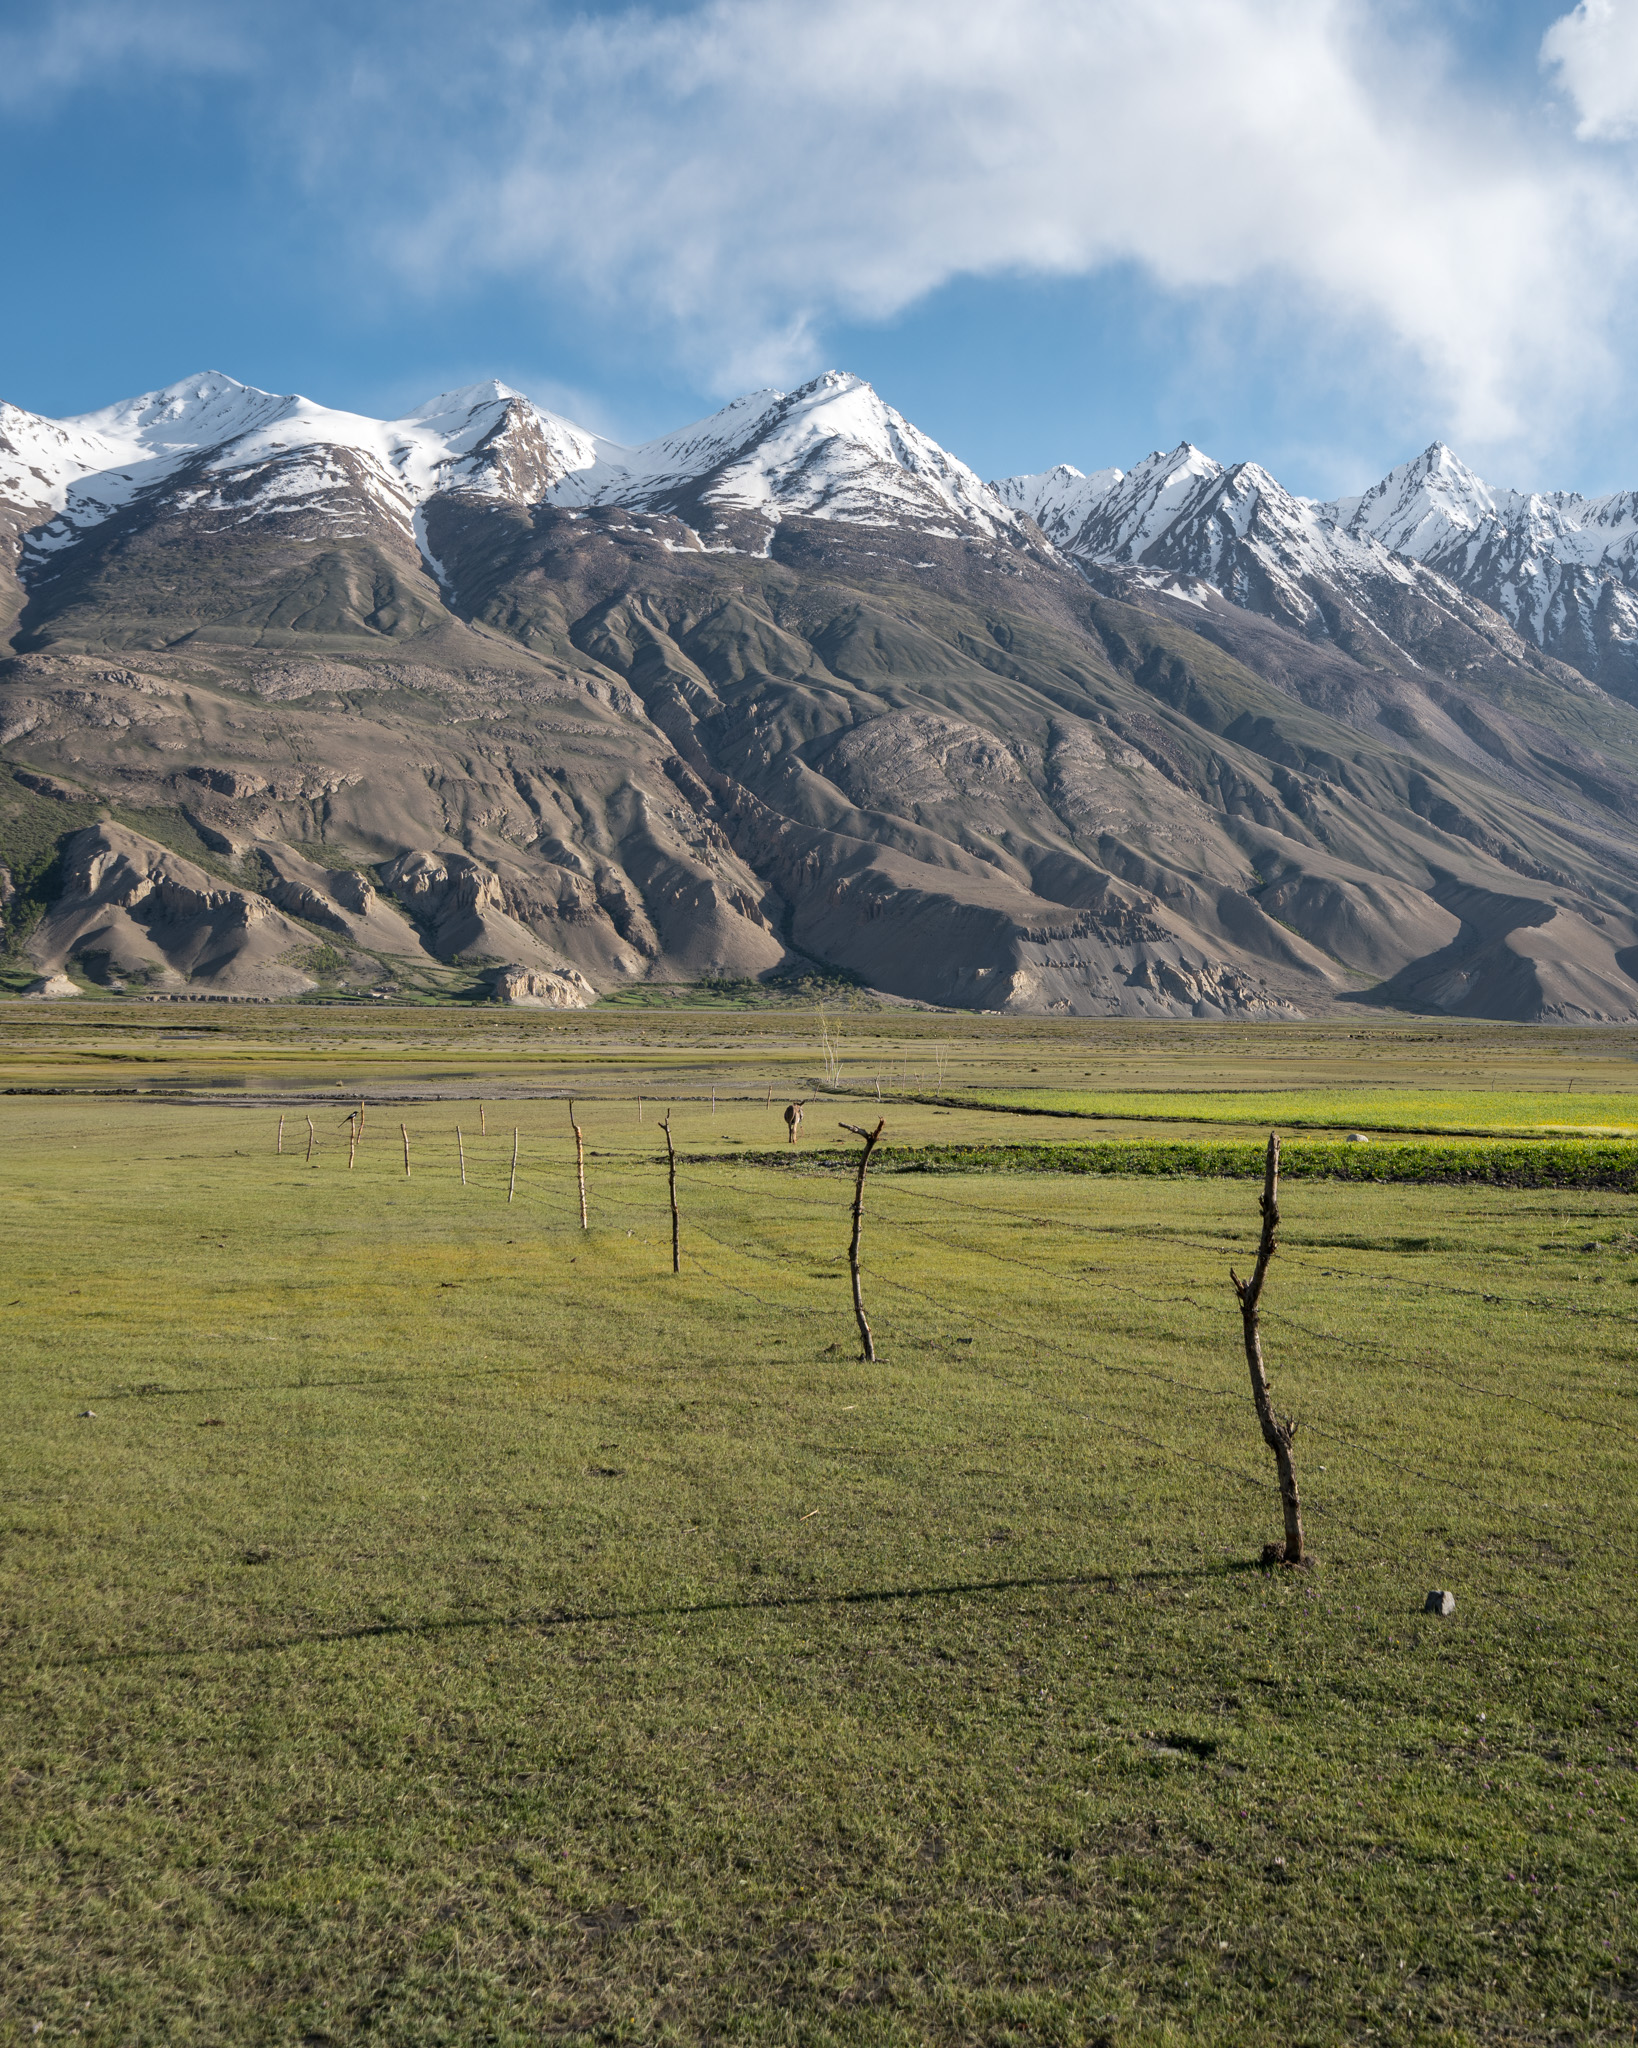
[
  {"x1": 1327, "y1": 442, "x2": 1501, "y2": 557},
  {"x1": 404, "y1": 379, "x2": 522, "y2": 419},
  {"x1": 549, "y1": 370, "x2": 1022, "y2": 540},
  {"x1": 15, "y1": 363, "x2": 1638, "y2": 693},
  {"x1": 996, "y1": 441, "x2": 1221, "y2": 563},
  {"x1": 68, "y1": 371, "x2": 295, "y2": 457},
  {"x1": 2, "y1": 366, "x2": 1034, "y2": 572}
]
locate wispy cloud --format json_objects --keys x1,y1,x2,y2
[
  {"x1": 11, "y1": 0, "x2": 1638, "y2": 475},
  {"x1": 275, "y1": 0, "x2": 1638, "y2": 462},
  {"x1": 0, "y1": 0, "x2": 248, "y2": 111}
]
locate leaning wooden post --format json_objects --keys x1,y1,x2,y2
[
  {"x1": 277, "y1": 1113, "x2": 284, "y2": 1156},
  {"x1": 660, "y1": 1108, "x2": 680, "y2": 1273},
  {"x1": 456, "y1": 1125, "x2": 466, "y2": 1187},
  {"x1": 508, "y1": 1128, "x2": 519, "y2": 1205},
  {"x1": 401, "y1": 1123, "x2": 411, "y2": 1178},
  {"x1": 305, "y1": 1116, "x2": 315, "y2": 1163},
  {"x1": 838, "y1": 1118, "x2": 886, "y2": 1361},
  {"x1": 568, "y1": 1099, "x2": 587, "y2": 1229},
  {"x1": 1231, "y1": 1132, "x2": 1306, "y2": 1566},
  {"x1": 358, "y1": 1099, "x2": 366, "y2": 1140}
]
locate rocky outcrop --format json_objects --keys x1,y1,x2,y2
[
  {"x1": 27, "y1": 822, "x2": 314, "y2": 995},
  {"x1": 379, "y1": 849, "x2": 570, "y2": 967},
  {"x1": 252, "y1": 841, "x2": 424, "y2": 954},
  {"x1": 490, "y1": 963, "x2": 597, "y2": 1008}
]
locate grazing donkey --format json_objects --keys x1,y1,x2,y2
[{"x1": 783, "y1": 1100, "x2": 806, "y2": 1145}]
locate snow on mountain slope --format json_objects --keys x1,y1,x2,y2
[
  {"x1": 2, "y1": 373, "x2": 602, "y2": 572},
  {"x1": 997, "y1": 437, "x2": 1638, "y2": 685},
  {"x1": 3, "y1": 369, "x2": 1028, "y2": 592},
  {"x1": 994, "y1": 462, "x2": 1124, "y2": 549},
  {"x1": 999, "y1": 445, "x2": 1426, "y2": 635},
  {"x1": 1324, "y1": 445, "x2": 1638, "y2": 674},
  {"x1": 15, "y1": 362, "x2": 1638, "y2": 686},
  {"x1": 548, "y1": 372, "x2": 1023, "y2": 540}
]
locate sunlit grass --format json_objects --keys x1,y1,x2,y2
[
  {"x1": 951, "y1": 1084, "x2": 1638, "y2": 1138},
  {"x1": 3, "y1": 1069, "x2": 1636, "y2": 2042}
]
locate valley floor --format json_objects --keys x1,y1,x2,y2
[{"x1": 2, "y1": 1009, "x2": 1635, "y2": 2043}]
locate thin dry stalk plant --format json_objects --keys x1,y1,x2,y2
[
  {"x1": 660, "y1": 1108, "x2": 679, "y2": 1273},
  {"x1": 569, "y1": 1100, "x2": 587, "y2": 1227},
  {"x1": 1231, "y1": 1132, "x2": 1307, "y2": 1567},
  {"x1": 839, "y1": 1118, "x2": 886, "y2": 1361}
]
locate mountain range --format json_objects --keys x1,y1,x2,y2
[{"x1": 4, "y1": 367, "x2": 1638, "y2": 1021}]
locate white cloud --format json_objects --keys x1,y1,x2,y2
[
  {"x1": 0, "y1": 1, "x2": 247, "y2": 111},
  {"x1": 277, "y1": 0, "x2": 1638, "y2": 459},
  {"x1": 1542, "y1": 0, "x2": 1638, "y2": 138},
  {"x1": 12, "y1": 0, "x2": 1638, "y2": 472}
]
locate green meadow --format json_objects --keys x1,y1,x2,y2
[
  {"x1": 937, "y1": 1087, "x2": 1638, "y2": 1140},
  {"x1": 2, "y1": 1008, "x2": 1636, "y2": 2044}
]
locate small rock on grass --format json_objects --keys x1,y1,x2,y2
[{"x1": 1424, "y1": 1588, "x2": 1456, "y2": 1616}]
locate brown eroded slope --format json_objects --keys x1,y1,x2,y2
[{"x1": 5, "y1": 407, "x2": 1638, "y2": 1019}]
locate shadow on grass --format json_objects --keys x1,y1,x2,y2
[{"x1": 35, "y1": 1562, "x2": 1263, "y2": 1670}]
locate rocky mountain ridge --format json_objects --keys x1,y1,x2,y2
[
  {"x1": 998, "y1": 441, "x2": 1638, "y2": 698},
  {"x1": 4, "y1": 366, "x2": 1638, "y2": 1022}
]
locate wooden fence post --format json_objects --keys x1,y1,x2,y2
[
  {"x1": 479, "y1": 1102, "x2": 486, "y2": 1138},
  {"x1": 305, "y1": 1116, "x2": 315, "y2": 1163},
  {"x1": 401, "y1": 1123, "x2": 411, "y2": 1178},
  {"x1": 661, "y1": 1108, "x2": 679, "y2": 1273},
  {"x1": 277, "y1": 1114, "x2": 284, "y2": 1156},
  {"x1": 348, "y1": 1115, "x2": 357, "y2": 1170},
  {"x1": 508, "y1": 1128, "x2": 519, "y2": 1204},
  {"x1": 838, "y1": 1119, "x2": 886, "y2": 1361},
  {"x1": 1231, "y1": 1132, "x2": 1307, "y2": 1566},
  {"x1": 569, "y1": 1099, "x2": 587, "y2": 1228},
  {"x1": 457, "y1": 1126, "x2": 466, "y2": 1186}
]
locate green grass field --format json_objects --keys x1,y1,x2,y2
[
  {"x1": 939, "y1": 1087, "x2": 1638, "y2": 1140},
  {"x1": 3, "y1": 1010, "x2": 1636, "y2": 2043}
]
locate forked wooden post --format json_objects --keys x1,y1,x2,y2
[
  {"x1": 660, "y1": 1107, "x2": 679, "y2": 1273},
  {"x1": 277, "y1": 1113, "x2": 284, "y2": 1156},
  {"x1": 1231, "y1": 1132, "x2": 1306, "y2": 1566},
  {"x1": 509, "y1": 1128, "x2": 519, "y2": 1205},
  {"x1": 838, "y1": 1118, "x2": 886, "y2": 1361},
  {"x1": 568, "y1": 1099, "x2": 587, "y2": 1228},
  {"x1": 457, "y1": 1125, "x2": 466, "y2": 1186},
  {"x1": 401, "y1": 1123, "x2": 411, "y2": 1178},
  {"x1": 305, "y1": 1116, "x2": 315, "y2": 1163}
]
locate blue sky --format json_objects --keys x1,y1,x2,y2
[{"x1": 4, "y1": 0, "x2": 1637, "y2": 497}]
